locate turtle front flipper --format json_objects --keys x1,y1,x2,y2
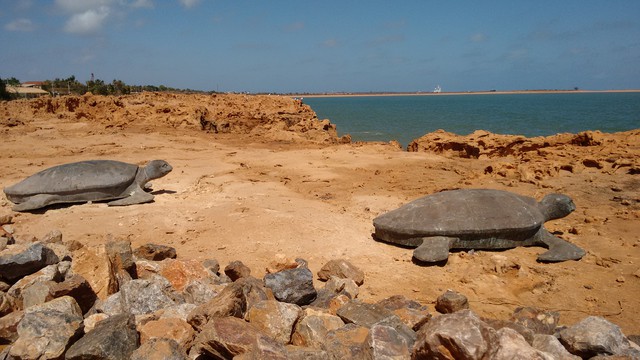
[
  {"x1": 107, "y1": 188, "x2": 154, "y2": 206},
  {"x1": 413, "y1": 236, "x2": 456, "y2": 263},
  {"x1": 536, "y1": 229, "x2": 585, "y2": 262}
]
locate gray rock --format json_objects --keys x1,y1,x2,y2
[
  {"x1": 9, "y1": 296, "x2": 83, "y2": 360},
  {"x1": 99, "y1": 278, "x2": 177, "y2": 315},
  {"x1": 48, "y1": 274, "x2": 97, "y2": 314},
  {"x1": 191, "y1": 316, "x2": 286, "y2": 359},
  {"x1": 7, "y1": 262, "x2": 62, "y2": 308},
  {"x1": 224, "y1": 260, "x2": 252, "y2": 281},
  {"x1": 21, "y1": 280, "x2": 51, "y2": 309},
  {"x1": 245, "y1": 299, "x2": 303, "y2": 344},
  {"x1": 182, "y1": 278, "x2": 221, "y2": 305},
  {"x1": 532, "y1": 334, "x2": 581, "y2": 360},
  {"x1": 324, "y1": 276, "x2": 359, "y2": 299},
  {"x1": 40, "y1": 229, "x2": 63, "y2": 244},
  {"x1": 435, "y1": 290, "x2": 469, "y2": 313},
  {"x1": 377, "y1": 295, "x2": 431, "y2": 331},
  {"x1": 285, "y1": 345, "x2": 329, "y2": 360},
  {"x1": 365, "y1": 324, "x2": 411, "y2": 359},
  {"x1": 0, "y1": 243, "x2": 59, "y2": 283},
  {"x1": 412, "y1": 309, "x2": 498, "y2": 360},
  {"x1": 493, "y1": 327, "x2": 554, "y2": 360},
  {"x1": 484, "y1": 318, "x2": 535, "y2": 345},
  {"x1": 65, "y1": 313, "x2": 139, "y2": 360},
  {"x1": 187, "y1": 280, "x2": 247, "y2": 331},
  {"x1": 106, "y1": 239, "x2": 136, "y2": 290},
  {"x1": 202, "y1": 258, "x2": 220, "y2": 275},
  {"x1": 0, "y1": 310, "x2": 23, "y2": 343},
  {"x1": 291, "y1": 308, "x2": 345, "y2": 348},
  {"x1": 264, "y1": 267, "x2": 317, "y2": 306},
  {"x1": 134, "y1": 243, "x2": 177, "y2": 261},
  {"x1": 337, "y1": 299, "x2": 416, "y2": 348},
  {"x1": 511, "y1": 306, "x2": 560, "y2": 335},
  {"x1": 317, "y1": 259, "x2": 365, "y2": 285},
  {"x1": 131, "y1": 338, "x2": 188, "y2": 360},
  {"x1": 324, "y1": 323, "x2": 370, "y2": 360},
  {"x1": 559, "y1": 316, "x2": 631, "y2": 358}
]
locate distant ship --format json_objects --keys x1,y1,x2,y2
[{"x1": 433, "y1": 85, "x2": 442, "y2": 93}]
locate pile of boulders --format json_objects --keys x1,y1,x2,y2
[{"x1": 1, "y1": 218, "x2": 639, "y2": 359}]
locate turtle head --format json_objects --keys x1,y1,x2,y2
[
  {"x1": 539, "y1": 193, "x2": 575, "y2": 221},
  {"x1": 144, "y1": 160, "x2": 173, "y2": 181}
]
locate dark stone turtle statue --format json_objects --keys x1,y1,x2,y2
[
  {"x1": 4, "y1": 160, "x2": 172, "y2": 212},
  {"x1": 373, "y1": 189, "x2": 585, "y2": 263}
]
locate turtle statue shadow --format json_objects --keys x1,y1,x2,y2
[
  {"x1": 373, "y1": 189, "x2": 586, "y2": 264},
  {"x1": 4, "y1": 160, "x2": 173, "y2": 212}
]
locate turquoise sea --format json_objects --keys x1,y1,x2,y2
[{"x1": 304, "y1": 92, "x2": 640, "y2": 147}]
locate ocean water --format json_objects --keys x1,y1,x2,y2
[{"x1": 304, "y1": 92, "x2": 640, "y2": 147}]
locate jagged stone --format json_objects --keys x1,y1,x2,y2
[
  {"x1": 0, "y1": 292, "x2": 15, "y2": 317},
  {"x1": 412, "y1": 309, "x2": 498, "y2": 360},
  {"x1": 187, "y1": 280, "x2": 247, "y2": 331},
  {"x1": 106, "y1": 238, "x2": 136, "y2": 289},
  {"x1": 245, "y1": 299, "x2": 303, "y2": 344},
  {"x1": 40, "y1": 229, "x2": 62, "y2": 244},
  {"x1": 285, "y1": 345, "x2": 329, "y2": 360},
  {"x1": 131, "y1": 338, "x2": 188, "y2": 360},
  {"x1": 484, "y1": 318, "x2": 535, "y2": 345},
  {"x1": 0, "y1": 310, "x2": 23, "y2": 343},
  {"x1": 183, "y1": 278, "x2": 223, "y2": 305},
  {"x1": 291, "y1": 308, "x2": 345, "y2": 348},
  {"x1": 324, "y1": 323, "x2": 370, "y2": 359},
  {"x1": 0, "y1": 243, "x2": 59, "y2": 283},
  {"x1": 225, "y1": 260, "x2": 252, "y2": 281},
  {"x1": 266, "y1": 254, "x2": 300, "y2": 274},
  {"x1": 65, "y1": 313, "x2": 139, "y2": 360},
  {"x1": 377, "y1": 295, "x2": 431, "y2": 331},
  {"x1": 317, "y1": 259, "x2": 365, "y2": 285},
  {"x1": 324, "y1": 275, "x2": 359, "y2": 299},
  {"x1": 532, "y1": 334, "x2": 581, "y2": 360},
  {"x1": 493, "y1": 327, "x2": 554, "y2": 359},
  {"x1": 511, "y1": 306, "x2": 560, "y2": 335},
  {"x1": 365, "y1": 324, "x2": 411, "y2": 359},
  {"x1": 21, "y1": 280, "x2": 50, "y2": 309},
  {"x1": 159, "y1": 258, "x2": 212, "y2": 292},
  {"x1": 156, "y1": 303, "x2": 197, "y2": 321},
  {"x1": 9, "y1": 296, "x2": 83, "y2": 360},
  {"x1": 134, "y1": 243, "x2": 177, "y2": 261},
  {"x1": 191, "y1": 316, "x2": 286, "y2": 359},
  {"x1": 337, "y1": 300, "x2": 415, "y2": 337},
  {"x1": 70, "y1": 243, "x2": 117, "y2": 300},
  {"x1": 435, "y1": 290, "x2": 469, "y2": 313},
  {"x1": 83, "y1": 313, "x2": 109, "y2": 333},
  {"x1": 47, "y1": 274, "x2": 97, "y2": 314},
  {"x1": 559, "y1": 316, "x2": 632, "y2": 358},
  {"x1": 7, "y1": 263, "x2": 62, "y2": 310},
  {"x1": 264, "y1": 267, "x2": 317, "y2": 306},
  {"x1": 202, "y1": 258, "x2": 220, "y2": 275},
  {"x1": 99, "y1": 278, "x2": 178, "y2": 315},
  {"x1": 139, "y1": 317, "x2": 195, "y2": 348}
]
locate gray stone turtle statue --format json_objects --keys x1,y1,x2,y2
[
  {"x1": 4, "y1": 160, "x2": 172, "y2": 212},
  {"x1": 373, "y1": 189, "x2": 585, "y2": 263}
]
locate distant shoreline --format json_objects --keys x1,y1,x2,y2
[{"x1": 291, "y1": 89, "x2": 640, "y2": 98}]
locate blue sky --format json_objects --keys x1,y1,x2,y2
[{"x1": 1, "y1": 1, "x2": 639, "y2": 93}]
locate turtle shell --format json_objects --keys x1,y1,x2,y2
[
  {"x1": 5, "y1": 160, "x2": 139, "y2": 196},
  {"x1": 373, "y1": 189, "x2": 544, "y2": 243}
]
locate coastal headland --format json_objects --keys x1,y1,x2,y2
[{"x1": 1, "y1": 92, "x2": 639, "y2": 335}]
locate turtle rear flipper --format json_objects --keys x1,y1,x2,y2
[
  {"x1": 12, "y1": 194, "x2": 58, "y2": 212},
  {"x1": 413, "y1": 236, "x2": 456, "y2": 263},
  {"x1": 537, "y1": 229, "x2": 586, "y2": 262}
]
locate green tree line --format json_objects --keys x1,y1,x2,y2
[{"x1": 1, "y1": 76, "x2": 208, "y2": 100}]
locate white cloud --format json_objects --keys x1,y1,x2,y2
[
  {"x1": 63, "y1": 6, "x2": 110, "y2": 35},
  {"x1": 130, "y1": 0, "x2": 154, "y2": 8},
  {"x1": 470, "y1": 33, "x2": 487, "y2": 43},
  {"x1": 5, "y1": 18, "x2": 36, "y2": 32},
  {"x1": 179, "y1": 0, "x2": 201, "y2": 9},
  {"x1": 56, "y1": 0, "x2": 114, "y2": 14}
]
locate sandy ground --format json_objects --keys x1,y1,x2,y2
[{"x1": 1, "y1": 94, "x2": 639, "y2": 335}]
